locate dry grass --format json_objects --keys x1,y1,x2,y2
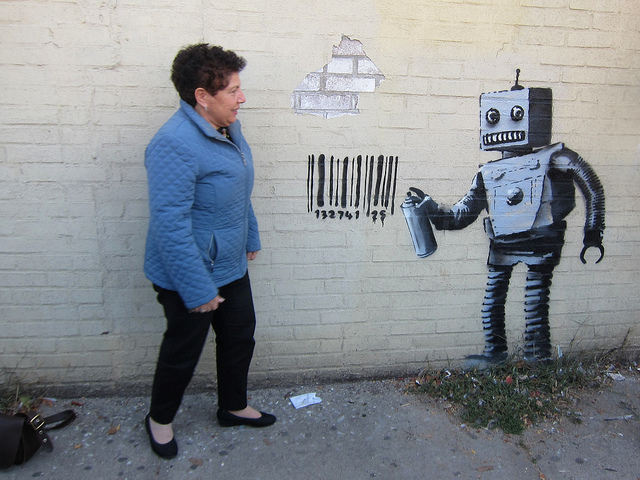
[{"x1": 410, "y1": 356, "x2": 631, "y2": 435}]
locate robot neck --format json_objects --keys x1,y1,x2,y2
[{"x1": 502, "y1": 148, "x2": 534, "y2": 159}]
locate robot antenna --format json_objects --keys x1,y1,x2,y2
[{"x1": 511, "y1": 68, "x2": 524, "y2": 91}]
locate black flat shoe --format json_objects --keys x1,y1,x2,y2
[
  {"x1": 217, "y1": 409, "x2": 276, "y2": 428},
  {"x1": 145, "y1": 414, "x2": 178, "y2": 459}
]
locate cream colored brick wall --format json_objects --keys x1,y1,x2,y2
[{"x1": 1, "y1": 0, "x2": 639, "y2": 394}]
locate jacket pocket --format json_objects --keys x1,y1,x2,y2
[{"x1": 207, "y1": 233, "x2": 218, "y2": 270}]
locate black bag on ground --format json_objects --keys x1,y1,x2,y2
[{"x1": 0, "y1": 410, "x2": 76, "y2": 469}]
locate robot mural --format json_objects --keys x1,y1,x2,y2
[{"x1": 404, "y1": 71, "x2": 606, "y2": 368}]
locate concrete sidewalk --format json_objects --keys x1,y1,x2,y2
[{"x1": 3, "y1": 374, "x2": 639, "y2": 480}]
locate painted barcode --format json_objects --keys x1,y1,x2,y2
[{"x1": 307, "y1": 154, "x2": 399, "y2": 224}]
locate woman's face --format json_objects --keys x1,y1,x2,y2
[{"x1": 196, "y1": 72, "x2": 246, "y2": 130}]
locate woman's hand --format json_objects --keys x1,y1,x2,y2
[
  {"x1": 190, "y1": 253, "x2": 257, "y2": 313},
  {"x1": 189, "y1": 295, "x2": 225, "y2": 313}
]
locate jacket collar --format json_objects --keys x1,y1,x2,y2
[{"x1": 179, "y1": 99, "x2": 242, "y2": 141}]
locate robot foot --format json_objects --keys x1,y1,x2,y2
[{"x1": 462, "y1": 352, "x2": 508, "y2": 370}]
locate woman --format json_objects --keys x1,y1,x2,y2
[{"x1": 143, "y1": 43, "x2": 275, "y2": 459}]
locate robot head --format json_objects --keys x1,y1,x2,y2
[{"x1": 479, "y1": 70, "x2": 552, "y2": 152}]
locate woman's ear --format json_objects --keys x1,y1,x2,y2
[{"x1": 194, "y1": 87, "x2": 208, "y2": 108}]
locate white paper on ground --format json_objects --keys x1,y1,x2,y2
[{"x1": 290, "y1": 392, "x2": 322, "y2": 409}]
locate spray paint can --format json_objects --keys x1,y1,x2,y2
[{"x1": 401, "y1": 192, "x2": 437, "y2": 257}]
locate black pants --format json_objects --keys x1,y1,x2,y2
[{"x1": 149, "y1": 272, "x2": 256, "y2": 424}]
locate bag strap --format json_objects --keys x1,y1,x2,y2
[
  {"x1": 19, "y1": 410, "x2": 76, "y2": 453},
  {"x1": 20, "y1": 412, "x2": 53, "y2": 453},
  {"x1": 42, "y1": 410, "x2": 76, "y2": 431}
]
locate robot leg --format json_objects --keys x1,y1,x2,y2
[
  {"x1": 463, "y1": 265, "x2": 512, "y2": 368},
  {"x1": 523, "y1": 264, "x2": 554, "y2": 361}
]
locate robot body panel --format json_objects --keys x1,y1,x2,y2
[{"x1": 481, "y1": 143, "x2": 562, "y2": 237}]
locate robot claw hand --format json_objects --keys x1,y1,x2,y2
[
  {"x1": 580, "y1": 229, "x2": 604, "y2": 264},
  {"x1": 580, "y1": 244, "x2": 604, "y2": 264},
  {"x1": 408, "y1": 187, "x2": 433, "y2": 207},
  {"x1": 407, "y1": 187, "x2": 438, "y2": 214},
  {"x1": 408, "y1": 187, "x2": 426, "y2": 200}
]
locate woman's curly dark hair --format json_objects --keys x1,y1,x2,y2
[{"x1": 171, "y1": 44, "x2": 246, "y2": 107}]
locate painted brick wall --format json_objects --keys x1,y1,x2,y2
[
  {"x1": 292, "y1": 35, "x2": 386, "y2": 118},
  {"x1": 1, "y1": 0, "x2": 639, "y2": 395}
]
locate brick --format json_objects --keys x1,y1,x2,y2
[
  {"x1": 326, "y1": 57, "x2": 354, "y2": 74},
  {"x1": 325, "y1": 76, "x2": 377, "y2": 93},
  {"x1": 298, "y1": 92, "x2": 355, "y2": 110},
  {"x1": 567, "y1": 0, "x2": 620, "y2": 12},
  {"x1": 357, "y1": 58, "x2": 383, "y2": 75},
  {"x1": 294, "y1": 73, "x2": 322, "y2": 92}
]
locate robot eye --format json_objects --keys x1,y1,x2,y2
[
  {"x1": 511, "y1": 105, "x2": 525, "y2": 121},
  {"x1": 486, "y1": 108, "x2": 500, "y2": 125}
]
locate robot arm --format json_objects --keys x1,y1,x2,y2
[
  {"x1": 553, "y1": 148, "x2": 605, "y2": 263},
  {"x1": 408, "y1": 174, "x2": 487, "y2": 230}
]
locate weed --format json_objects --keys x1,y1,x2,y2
[
  {"x1": 411, "y1": 357, "x2": 611, "y2": 435},
  {"x1": 0, "y1": 385, "x2": 42, "y2": 414}
]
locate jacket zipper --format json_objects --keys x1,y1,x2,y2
[
  {"x1": 208, "y1": 234, "x2": 216, "y2": 272},
  {"x1": 220, "y1": 132, "x2": 246, "y2": 166},
  {"x1": 232, "y1": 143, "x2": 246, "y2": 166}
]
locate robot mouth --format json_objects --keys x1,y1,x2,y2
[{"x1": 483, "y1": 130, "x2": 526, "y2": 146}]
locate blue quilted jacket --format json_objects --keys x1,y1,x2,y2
[{"x1": 144, "y1": 100, "x2": 261, "y2": 309}]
